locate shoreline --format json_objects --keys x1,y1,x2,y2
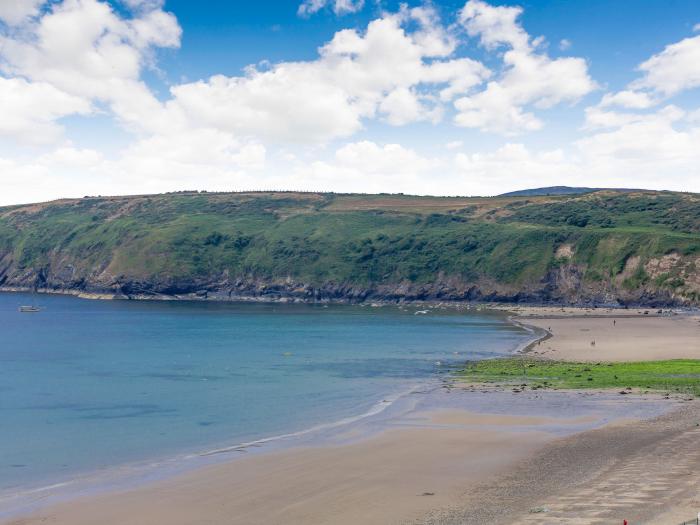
[
  {"x1": 0, "y1": 304, "x2": 531, "y2": 522},
  {"x1": 0, "y1": 297, "x2": 533, "y2": 520},
  {"x1": 3, "y1": 301, "x2": 700, "y2": 524},
  {"x1": 2, "y1": 389, "x2": 682, "y2": 525},
  {"x1": 0, "y1": 378, "x2": 446, "y2": 521},
  {"x1": 3, "y1": 286, "x2": 700, "y2": 311}
]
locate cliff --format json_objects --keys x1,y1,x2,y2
[{"x1": 1, "y1": 190, "x2": 698, "y2": 306}]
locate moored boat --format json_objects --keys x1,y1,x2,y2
[{"x1": 18, "y1": 306, "x2": 41, "y2": 313}]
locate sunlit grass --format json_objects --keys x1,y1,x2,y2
[{"x1": 457, "y1": 358, "x2": 700, "y2": 397}]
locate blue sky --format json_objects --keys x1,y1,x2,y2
[{"x1": 0, "y1": 0, "x2": 699, "y2": 204}]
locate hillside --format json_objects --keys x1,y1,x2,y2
[
  {"x1": 498, "y1": 186, "x2": 642, "y2": 197},
  {"x1": 0, "y1": 190, "x2": 699, "y2": 306}
]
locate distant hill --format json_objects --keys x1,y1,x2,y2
[
  {"x1": 0, "y1": 190, "x2": 699, "y2": 306},
  {"x1": 499, "y1": 186, "x2": 644, "y2": 197}
]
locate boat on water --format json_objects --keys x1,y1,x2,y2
[{"x1": 18, "y1": 306, "x2": 41, "y2": 313}]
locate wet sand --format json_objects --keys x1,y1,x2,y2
[
  {"x1": 425, "y1": 401, "x2": 700, "y2": 525},
  {"x1": 2, "y1": 389, "x2": 675, "y2": 525}
]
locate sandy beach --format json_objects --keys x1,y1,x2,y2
[
  {"x1": 5, "y1": 390, "x2": 687, "y2": 525},
  {"x1": 4, "y1": 306, "x2": 700, "y2": 525},
  {"x1": 3, "y1": 411, "x2": 553, "y2": 525},
  {"x1": 510, "y1": 306, "x2": 700, "y2": 361}
]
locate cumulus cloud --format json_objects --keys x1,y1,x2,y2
[
  {"x1": 167, "y1": 8, "x2": 488, "y2": 143},
  {"x1": 298, "y1": 0, "x2": 364, "y2": 17},
  {"x1": 334, "y1": 141, "x2": 437, "y2": 174},
  {"x1": 632, "y1": 34, "x2": 700, "y2": 96},
  {"x1": 454, "y1": 143, "x2": 577, "y2": 195},
  {"x1": 0, "y1": 0, "x2": 44, "y2": 25},
  {"x1": 39, "y1": 146, "x2": 104, "y2": 167},
  {"x1": 454, "y1": 0, "x2": 596, "y2": 134},
  {"x1": 0, "y1": 77, "x2": 91, "y2": 143},
  {"x1": 285, "y1": 140, "x2": 442, "y2": 194},
  {"x1": 577, "y1": 105, "x2": 697, "y2": 163},
  {"x1": 598, "y1": 90, "x2": 657, "y2": 109},
  {"x1": 583, "y1": 106, "x2": 645, "y2": 130},
  {"x1": 0, "y1": 0, "x2": 181, "y2": 135},
  {"x1": 586, "y1": 28, "x2": 700, "y2": 119},
  {"x1": 1, "y1": 0, "x2": 699, "y2": 204},
  {"x1": 0, "y1": 0, "x2": 590, "y2": 154}
]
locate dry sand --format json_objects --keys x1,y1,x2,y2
[{"x1": 513, "y1": 308, "x2": 700, "y2": 362}]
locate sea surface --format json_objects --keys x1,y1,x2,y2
[{"x1": 0, "y1": 292, "x2": 530, "y2": 498}]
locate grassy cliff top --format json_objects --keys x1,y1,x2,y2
[{"x1": 1, "y1": 190, "x2": 699, "y2": 303}]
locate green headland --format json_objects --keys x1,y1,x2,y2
[{"x1": 0, "y1": 189, "x2": 698, "y2": 304}]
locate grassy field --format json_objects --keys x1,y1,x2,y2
[
  {"x1": 458, "y1": 357, "x2": 700, "y2": 397},
  {"x1": 0, "y1": 190, "x2": 699, "y2": 302}
]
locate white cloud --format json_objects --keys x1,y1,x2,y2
[
  {"x1": 577, "y1": 105, "x2": 695, "y2": 162},
  {"x1": 285, "y1": 141, "x2": 441, "y2": 194},
  {"x1": 122, "y1": 0, "x2": 165, "y2": 10},
  {"x1": 379, "y1": 87, "x2": 440, "y2": 125},
  {"x1": 460, "y1": 0, "x2": 529, "y2": 51},
  {"x1": 334, "y1": 141, "x2": 437, "y2": 174},
  {"x1": 298, "y1": 0, "x2": 364, "y2": 17},
  {"x1": 39, "y1": 147, "x2": 103, "y2": 167},
  {"x1": 687, "y1": 108, "x2": 700, "y2": 123},
  {"x1": 583, "y1": 106, "x2": 645, "y2": 130},
  {"x1": 454, "y1": 0, "x2": 596, "y2": 134},
  {"x1": 454, "y1": 143, "x2": 578, "y2": 195},
  {"x1": 0, "y1": 0, "x2": 44, "y2": 25},
  {"x1": 0, "y1": 77, "x2": 91, "y2": 143},
  {"x1": 2, "y1": 0, "x2": 699, "y2": 204},
  {"x1": 167, "y1": 10, "x2": 488, "y2": 143},
  {"x1": 599, "y1": 90, "x2": 656, "y2": 109},
  {"x1": 559, "y1": 39, "x2": 571, "y2": 51},
  {"x1": 583, "y1": 89, "x2": 659, "y2": 130},
  {"x1": 587, "y1": 28, "x2": 700, "y2": 123},
  {"x1": 0, "y1": 0, "x2": 181, "y2": 135},
  {"x1": 632, "y1": 34, "x2": 700, "y2": 96},
  {"x1": 122, "y1": 129, "x2": 266, "y2": 171}
]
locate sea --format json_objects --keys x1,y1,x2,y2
[{"x1": 0, "y1": 292, "x2": 531, "y2": 507}]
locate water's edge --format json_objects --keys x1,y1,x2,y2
[{"x1": 0, "y1": 297, "x2": 539, "y2": 521}]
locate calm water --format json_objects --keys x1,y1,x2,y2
[{"x1": 0, "y1": 293, "x2": 528, "y2": 494}]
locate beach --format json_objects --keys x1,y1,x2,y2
[
  {"x1": 4, "y1": 306, "x2": 700, "y2": 525},
  {"x1": 4, "y1": 390, "x2": 687, "y2": 525},
  {"x1": 510, "y1": 306, "x2": 700, "y2": 361}
]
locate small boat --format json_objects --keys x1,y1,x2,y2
[{"x1": 19, "y1": 306, "x2": 41, "y2": 313}]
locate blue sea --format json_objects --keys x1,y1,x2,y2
[{"x1": 0, "y1": 292, "x2": 530, "y2": 499}]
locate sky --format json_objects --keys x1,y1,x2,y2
[{"x1": 0, "y1": 0, "x2": 699, "y2": 204}]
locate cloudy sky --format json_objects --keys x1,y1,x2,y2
[{"x1": 0, "y1": 0, "x2": 699, "y2": 204}]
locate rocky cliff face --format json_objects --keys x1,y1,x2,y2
[{"x1": 0, "y1": 253, "x2": 696, "y2": 307}]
